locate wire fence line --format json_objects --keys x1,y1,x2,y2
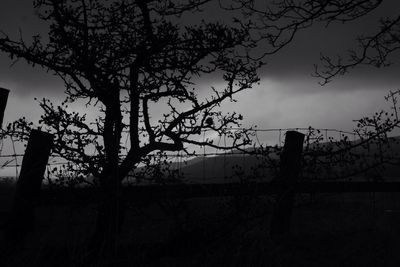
[
  {"x1": 2, "y1": 126, "x2": 400, "y2": 244},
  {"x1": 0, "y1": 127, "x2": 375, "y2": 180},
  {"x1": 1, "y1": 126, "x2": 399, "y2": 222}
]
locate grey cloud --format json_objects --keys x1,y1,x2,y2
[
  {"x1": 261, "y1": 0, "x2": 400, "y2": 84},
  {"x1": 0, "y1": 0, "x2": 399, "y2": 97},
  {"x1": 0, "y1": 54, "x2": 64, "y2": 98}
]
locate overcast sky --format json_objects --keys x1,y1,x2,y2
[{"x1": 0, "y1": 0, "x2": 400, "y2": 169}]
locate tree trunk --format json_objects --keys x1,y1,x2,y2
[
  {"x1": 88, "y1": 96, "x2": 126, "y2": 263},
  {"x1": 88, "y1": 177, "x2": 126, "y2": 264}
]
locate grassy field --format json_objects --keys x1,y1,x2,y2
[{"x1": 1, "y1": 177, "x2": 400, "y2": 266}]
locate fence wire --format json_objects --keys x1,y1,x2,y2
[
  {"x1": 0, "y1": 127, "x2": 370, "y2": 182},
  {"x1": 1, "y1": 127, "x2": 400, "y2": 238}
]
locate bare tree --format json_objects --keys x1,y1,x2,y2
[{"x1": 0, "y1": 0, "x2": 385, "y2": 258}]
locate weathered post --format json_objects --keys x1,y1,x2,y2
[
  {"x1": 0, "y1": 87, "x2": 9, "y2": 128},
  {"x1": 5, "y1": 129, "x2": 53, "y2": 244},
  {"x1": 270, "y1": 131, "x2": 305, "y2": 241}
]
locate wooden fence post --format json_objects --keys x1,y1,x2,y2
[
  {"x1": 270, "y1": 130, "x2": 305, "y2": 241},
  {"x1": 0, "y1": 87, "x2": 9, "y2": 128},
  {"x1": 5, "y1": 129, "x2": 53, "y2": 244}
]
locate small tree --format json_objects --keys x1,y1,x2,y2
[{"x1": 0, "y1": 0, "x2": 384, "y2": 256}]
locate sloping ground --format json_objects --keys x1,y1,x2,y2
[
  {"x1": 126, "y1": 150, "x2": 278, "y2": 185},
  {"x1": 176, "y1": 136, "x2": 400, "y2": 184},
  {"x1": 179, "y1": 154, "x2": 276, "y2": 184}
]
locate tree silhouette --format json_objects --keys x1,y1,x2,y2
[
  {"x1": 314, "y1": 6, "x2": 400, "y2": 83},
  {"x1": 0, "y1": 0, "x2": 385, "y2": 259}
]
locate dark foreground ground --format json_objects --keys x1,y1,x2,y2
[{"x1": 1, "y1": 183, "x2": 400, "y2": 266}]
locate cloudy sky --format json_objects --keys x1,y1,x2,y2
[{"x1": 0, "y1": 1, "x2": 399, "y2": 155}]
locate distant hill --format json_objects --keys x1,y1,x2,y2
[
  {"x1": 168, "y1": 136, "x2": 400, "y2": 184},
  {"x1": 127, "y1": 148, "x2": 279, "y2": 185},
  {"x1": 3, "y1": 136, "x2": 400, "y2": 185},
  {"x1": 178, "y1": 153, "x2": 277, "y2": 184}
]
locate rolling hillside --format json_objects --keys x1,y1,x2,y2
[{"x1": 162, "y1": 136, "x2": 400, "y2": 184}]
